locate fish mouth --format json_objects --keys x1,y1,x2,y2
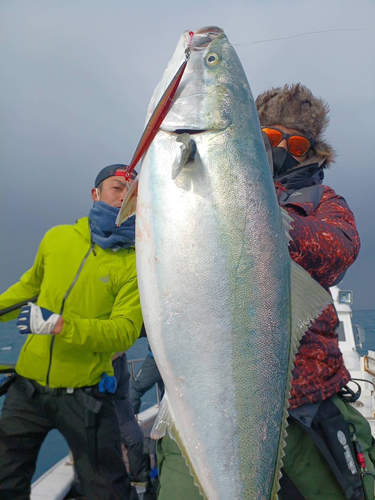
[
  {"x1": 174, "y1": 129, "x2": 208, "y2": 135},
  {"x1": 161, "y1": 124, "x2": 230, "y2": 135}
]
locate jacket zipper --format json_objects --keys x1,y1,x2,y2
[{"x1": 46, "y1": 243, "x2": 95, "y2": 387}]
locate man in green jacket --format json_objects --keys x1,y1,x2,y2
[{"x1": 0, "y1": 164, "x2": 142, "y2": 500}]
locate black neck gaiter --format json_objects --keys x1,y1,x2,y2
[{"x1": 272, "y1": 147, "x2": 300, "y2": 179}]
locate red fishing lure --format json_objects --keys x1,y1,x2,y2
[{"x1": 123, "y1": 31, "x2": 194, "y2": 181}]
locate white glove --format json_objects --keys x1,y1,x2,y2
[{"x1": 17, "y1": 302, "x2": 61, "y2": 335}]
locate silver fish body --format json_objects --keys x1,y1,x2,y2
[{"x1": 134, "y1": 27, "x2": 330, "y2": 500}]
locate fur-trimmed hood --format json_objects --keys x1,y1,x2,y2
[{"x1": 256, "y1": 84, "x2": 336, "y2": 168}]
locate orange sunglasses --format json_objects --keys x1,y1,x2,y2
[{"x1": 262, "y1": 127, "x2": 313, "y2": 157}]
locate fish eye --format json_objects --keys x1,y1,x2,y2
[{"x1": 206, "y1": 53, "x2": 220, "y2": 66}]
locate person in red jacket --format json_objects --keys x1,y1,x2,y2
[{"x1": 257, "y1": 83, "x2": 374, "y2": 500}]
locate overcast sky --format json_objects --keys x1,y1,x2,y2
[{"x1": 1, "y1": 0, "x2": 374, "y2": 309}]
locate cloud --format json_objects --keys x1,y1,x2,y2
[{"x1": 1, "y1": 0, "x2": 374, "y2": 308}]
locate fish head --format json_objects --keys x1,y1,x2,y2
[{"x1": 146, "y1": 26, "x2": 253, "y2": 135}]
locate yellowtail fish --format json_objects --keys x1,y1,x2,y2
[{"x1": 118, "y1": 26, "x2": 331, "y2": 500}]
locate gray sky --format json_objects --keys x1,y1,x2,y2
[{"x1": 1, "y1": 0, "x2": 374, "y2": 309}]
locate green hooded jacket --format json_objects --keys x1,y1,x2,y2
[{"x1": 0, "y1": 217, "x2": 143, "y2": 388}]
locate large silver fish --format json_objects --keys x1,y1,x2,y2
[{"x1": 119, "y1": 27, "x2": 331, "y2": 500}]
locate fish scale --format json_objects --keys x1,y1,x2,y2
[{"x1": 119, "y1": 26, "x2": 332, "y2": 500}]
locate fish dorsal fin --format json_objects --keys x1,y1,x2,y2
[
  {"x1": 272, "y1": 261, "x2": 333, "y2": 498},
  {"x1": 116, "y1": 176, "x2": 139, "y2": 226},
  {"x1": 280, "y1": 206, "x2": 294, "y2": 244}
]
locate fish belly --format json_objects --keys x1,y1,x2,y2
[{"x1": 136, "y1": 130, "x2": 291, "y2": 499}]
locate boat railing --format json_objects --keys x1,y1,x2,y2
[
  {"x1": 127, "y1": 357, "x2": 144, "y2": 380},
  {"x1": 364, "y1": 355, "x2": 375, "y2": 378}
]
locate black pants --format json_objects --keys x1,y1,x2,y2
[
  {"x1": 129, "y1": 353, "x2": 164, "y2": 415},
  {"x1": 0, "y1": 376, "x2": 133, "y2": 500},
  {"x1": 113, "y1": 354, "x2": 150, "y2": 482}
]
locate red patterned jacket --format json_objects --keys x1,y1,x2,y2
[{"x1": 275, "y1": 181, "x2": 361, "y2": 409}]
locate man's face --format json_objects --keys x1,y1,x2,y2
[{"x1": 91, "y1": 170, "x2": 129, "y2": 208}]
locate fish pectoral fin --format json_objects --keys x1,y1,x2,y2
[
  {"x1": 115, "y1": 177, "x2": 139, "y2": 226},
  {"x1": 172, "y1": 133, "x2": 197, "y2": 179},
  {"x1": 150, "y1": 392, "x2": 173, "y2": 439}
]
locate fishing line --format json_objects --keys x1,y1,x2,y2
[{"x1": 233, "y1": 26, "x2": 375, "y2": 46}]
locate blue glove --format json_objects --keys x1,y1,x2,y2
[
  {"x1": 17, "y1": 302, "x2": 61, "y2": 335},
  {"x1": 98, "y1": 373, "x2": 117, "y2": 394}
]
